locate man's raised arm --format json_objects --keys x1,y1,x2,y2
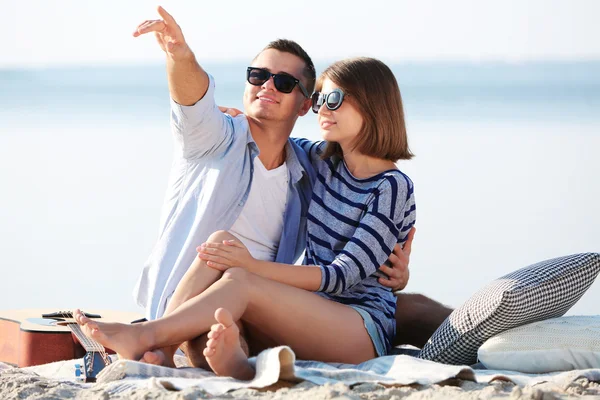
[{"x1": 133, "y1": 6, "x2": 208, "y2": 106}]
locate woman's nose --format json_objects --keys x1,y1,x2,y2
[{"x1": 318, "y1": 103, "x2": 331, "y2": 116}]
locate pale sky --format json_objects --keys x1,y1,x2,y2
[{"x1": 2, "y1": 0, "x2": 600, "y2": 68}]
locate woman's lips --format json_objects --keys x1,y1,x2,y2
[{"x1": 320, "y1": 121, "x2": 336, "y2": 129}]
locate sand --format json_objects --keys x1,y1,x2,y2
[{"x1": 2, "y1": 367, "x2": 599, "y2": 400}]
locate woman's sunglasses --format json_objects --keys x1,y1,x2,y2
[
  {"x1": 246, "y1": 67, "x2": 310, "y2": 98},
  {"x1": 311, "y1": 89, "x2": 345, "y2": 113}
]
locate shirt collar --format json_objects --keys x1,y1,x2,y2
[
  {"x1": 283, "y1": 139, "x2": 304, "y2": 184},
  {"x1": 244, "y1": 118, "x2": 305, "y2": 185},
  {"x1": 246, "y1": 140, "x2": 304, "y2": 184}
]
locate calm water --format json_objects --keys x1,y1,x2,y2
[{"x1": 1, "y1": 62, "x2": 599, "y2": 317}]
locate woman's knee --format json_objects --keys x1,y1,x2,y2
[
  {"x1": 220, "y1": 268, "x2": 253, "y2": 300},
  {"x1": 206, "y1": 230, "x2": 237, "y2": 244},
  {"x1": 187, "y1": 230, "x2": 236, "y2": 274},
  {"x1": 222, "y1": 267, "x2": 249, "y2": 282}
]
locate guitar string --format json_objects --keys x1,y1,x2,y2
[
  {"x1": 59, "y1": 311, "x2": 112, "y2": 369},
  {"x1": 67, "y1": 311, "x2": 111, "y2": 364},
  {"x1": 66, "y1": 312, "x2": 112, "y2": 368},
  {"x1": 57, "y1": 311, "x2": 98, "y2": 375}
]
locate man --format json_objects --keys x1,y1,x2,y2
[{"x1": 132, "y1": 6, "x2": 451, "y2": 367}]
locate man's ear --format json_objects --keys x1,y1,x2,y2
[{"x1": 298, "y1": 97, "x2": 312, "y2": 117}]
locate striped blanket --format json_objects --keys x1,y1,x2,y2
[{"x1": 4, "y1": 346, "x2": 600, "y2": 396}]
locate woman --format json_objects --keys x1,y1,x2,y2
[{"x1": 75, "y1": 57, "x2": 416, "y2": 380}]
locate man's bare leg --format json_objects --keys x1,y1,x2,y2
[
  {"x1": 393, "y1": 293, "x2": 453, "y2": 348},
  {"x1": 381, "y1": 228, "x2": 453, "y2": 348},
  {"x1": 141, "y1": 230, "x2": 250, "y2": 368}
]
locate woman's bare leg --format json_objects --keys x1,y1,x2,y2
[
  {"x1": 142, "y1": 230, "x2": 250, "y2": 368},
  {"x1": 75, "y1": 267, "x2": 376, "y2": 377},
  {"x1": 140, "y1": 252, "x2": 220, "y2": 367}
]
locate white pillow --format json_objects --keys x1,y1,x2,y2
[{"x1": 478, "y1": 316, "x2": 600, "y2": 373}]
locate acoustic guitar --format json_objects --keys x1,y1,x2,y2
[{"x1": 0, "y1": 309, "x2": 143, "y2": 381}]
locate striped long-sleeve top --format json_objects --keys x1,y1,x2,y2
[{"x1": 294, "y1": 138, "x2": 417, "y2": 354}]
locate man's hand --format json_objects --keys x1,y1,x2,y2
[
  {"x1": 218, "y1": 106, "x2": 244, "y2": 117},
  {"x1": 133, "y1": 6, "x2": 192, "y2": 61},
  {"x1": 378, "y1": 227, "x2": 415, "y2": 291}
]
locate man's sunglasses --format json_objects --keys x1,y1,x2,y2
[
  {"x1": 246, "y1": 67, "x2": 310, "y2": 98},
  {"x1": 311, "y1": 88, "x2": 345, "y2": 113}
]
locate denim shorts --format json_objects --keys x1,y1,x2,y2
[{"x1": 349, "y1": 306, "x2": 387, "y2": 357}]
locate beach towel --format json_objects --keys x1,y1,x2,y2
[{"x1": 2, "y1": 346, "x2": 599, "y2": 397}]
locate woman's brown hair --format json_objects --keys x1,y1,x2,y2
[{"x1": 316, "y1": 57, "x2": 413, "y2": 161}]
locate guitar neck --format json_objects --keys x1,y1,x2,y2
[
  {"x1": 63, "y1": 323, "x2": 105, "y2": 353},
  {"x1": 63, "y1": 321, "x2": 112, "y2": 382}
]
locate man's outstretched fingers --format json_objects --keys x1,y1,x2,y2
[
  {"x1": 135, "y1": 20, "x2": 166, "y2": 36},
  {"x1": 157, "y1": 6, "x2": 177, "y2": 26},
  {"x1": 132, "y1": 20, "x2": 152, "y2": 37}
]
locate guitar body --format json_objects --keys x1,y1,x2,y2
[{"x1": 0, "y1": 309, "x2": 143, "y2": 367}]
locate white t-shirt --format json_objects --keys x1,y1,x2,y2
[{"x1": 229, "y1": 157, "x2": 289, "y2": 261}]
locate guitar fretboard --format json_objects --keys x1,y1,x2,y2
[
  {"x1": 67, "y1": 323, "x2": 106, "y2": 353},
  {"x1": 54, "y1": 311, "x2": 112, "y2": 369}
]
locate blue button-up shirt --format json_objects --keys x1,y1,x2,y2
[{"x1": 133, "y1": 75, "x2": 315, "y2": 320}]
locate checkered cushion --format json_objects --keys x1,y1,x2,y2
[{"x1": 418, "y1": 253, "x2": 600, "y2": 365}]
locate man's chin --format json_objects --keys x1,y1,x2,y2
[{"x1": 247, "y1": 108, "x2": 276, "y2": 121}]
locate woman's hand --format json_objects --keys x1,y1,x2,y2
[{"x1": 197, "y1": 239, "x2": 257, "y2": 272}]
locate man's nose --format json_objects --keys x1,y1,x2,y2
[{"x1": 261, "y1": 75, "x2": 277, "y2": 91}]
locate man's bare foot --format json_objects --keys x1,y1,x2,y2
[
  {"x1": 203, "y1": 308, "x2": 254, "y2": 380},
  {"x1": 74, "y1": 309, "x2": 150, "y2": 360},
  {"x1": 139, "y1": 348, "x2": 176, "y2": 368},
  {"x1": 180, "y1": 335, "x2": 211, "y2": 370}
]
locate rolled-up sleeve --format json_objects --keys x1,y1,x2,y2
[{"x1": 170, "y1": 74, "x2": 235, "y2": 160}]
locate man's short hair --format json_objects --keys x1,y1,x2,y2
[{"x1": 256, "y1": 39, "x2": 316, "y2": 95}]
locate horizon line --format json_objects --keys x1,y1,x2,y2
[{"x1": 2, "y1": 57, "x2": 600, "y2": 71}]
